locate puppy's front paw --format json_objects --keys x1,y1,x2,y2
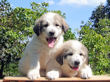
[
  {"x1": 27, "y1": 70, "x2": 40, "y2": 80},
  {"x1": 80, "y1": 70, "x2": 92, "y2": 79},
  {"x1": 80, "y1": 66, "x2": 92, "y2": 79},
  {"x1": 46, "y1": 70, "x2": 60, "y2": 80}
]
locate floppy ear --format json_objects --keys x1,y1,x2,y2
[
  {"x1": 56, "y1": 55, "x2": 63, "y2": 65},
  {"x1": 84, "y1": 50, "x2": 89, "y2": 65},
  {"x1": 33, "y1": 20, "x2": 43, "y2": 36},
  {"x1": 82, "y1": 45, "x2": 89, "y2": 65},
  {"x1": 54, "y1": 14, "x2": 69, "y2": 33},
  {"x1": 61, "y1": 19, "x2": 69, "y2": 33},
  {"x1": 85, "y1": 47, "x2": 89, "y2": 65},
  {"x1": 62, "y1": 24, "x2": 69, "y2": 33},
  {"x1": 33, "y1": 24, "x2": 40, "y2": 36},
  {"x1": 56, "y1": 46, "x2": 70, "y2": 65}
]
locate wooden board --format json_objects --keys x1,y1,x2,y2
[
  {"x1": 0, "y1": 80, "x2": 3, "y2": 82},
  {"x1": 3, "y1": 75, "x2": 110, "y2": 82}
]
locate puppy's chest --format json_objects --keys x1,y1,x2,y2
[
  {"x1": 38, "y1": 45, "x2": 59, "y2": 69},
  {"x1": 39, "y1": 50, "x2": 54, "y2": 69}
]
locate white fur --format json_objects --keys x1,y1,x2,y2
[
  {"x1": 80, "y1": 65, "x2": 92, "y2": 79},
  {"x1": 62, "y1": 40, "x2": 92, "y2": 78},
  {"x1": 46, "y1": 40, "x2": 92, "y2": 79},
  {"x1": 19, "y1": 35, "x2": 63, "y2": 80},
  {"x1": 46, "y1": 70, "x2": 60, "y2": 80},
  {"x1": 18, "y1": 12, "x2": 67, "y2": 80}
]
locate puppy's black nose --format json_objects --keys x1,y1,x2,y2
[
  {"x1": 49, "y1": 31, "x2": 55, "y2": 36},
  {"x1": 74, "y1": 61, "x2": 80, "y2": 66}
]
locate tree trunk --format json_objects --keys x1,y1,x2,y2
[{"x1": 0, "y1": 61, "x2": 4, "y2": 78}]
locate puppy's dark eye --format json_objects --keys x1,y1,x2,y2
[
  {"x1": 68, "y1": 52, "x2": 73, "y2": 56},
  {"x1": 55, "y1": 24, "x2": 59, "y2": 26},
  {"x1": 63, "y1": 52, "x2": 73, "y2": 59},
  {"x1": 80, "y1": 53, "x2": 83, "y2": 56},
  {"x1": 44, "y1": 24, "x2": 48, "y2": 27}
]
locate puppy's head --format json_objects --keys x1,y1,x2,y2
[
  {"x1": 56, "y1": 40, "x2": 88, "y2": 71},
  {"x1": 33, "y1": 12, "x2": 69, "y2": 48}
]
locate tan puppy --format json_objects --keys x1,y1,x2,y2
[
  {"x1": 46, "y1": 40, "x2": 92, "y2": 79},
  {"x1": 18, "y1": 12, "x2": 69, "y2": 80}
]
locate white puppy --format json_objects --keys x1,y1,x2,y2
[
  {"x1": 18, "y1": 12, "x2": 69, "y2": 80},
  {"x1": 46, "y1": 40, "x2": 92, "y2": 80}
]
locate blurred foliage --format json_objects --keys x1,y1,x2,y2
[
  {"x1": 64, "y1": 28, "x2": 76, "y2": 41},
  {"x1": 80, "y1": 0, "x2": 110, "y2": 74},
  {"x1": 0, "y1": 0, "x2": 74, "y2": 78},
  {"x1": 79, "y1": 20, "x2": 110, "y2": 75}
]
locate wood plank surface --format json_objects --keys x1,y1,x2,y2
[
  {"x1": 0, "y1": 80, "x2": 3, "y2": 82},
  {"x1": 3, "y1": 75, "x2": 110, "y2": 82}
]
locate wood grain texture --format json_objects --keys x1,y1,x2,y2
[{"x1": 3, "y1": 76, "x2": 110, "y2": 82}]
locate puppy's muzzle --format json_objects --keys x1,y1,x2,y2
[
  {"x1": 46, "y1": 31, "x2": 57, "y2": 48},
  {"x1": 69, "y1": 60, "x2": 80, "y2": 71},
  {"x1": 74, "y1": 61, "x2": 80, "y2": 67},
  {"x1": 49, "y1": 31, "x2": 55, "y2": 37},
  {"x1": 70, "y1": 60, "x2": 80, "y2": 67}
]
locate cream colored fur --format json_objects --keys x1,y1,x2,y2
[
  {"x1": 18, "y1": 12, "x2": 69, "y2": 80},
  {"x1": 46, "y1": 40, "x2": 92, "y2": 80}
]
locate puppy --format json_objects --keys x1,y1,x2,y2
[
  {"x1": 18, "y1": 12, "x2": 69, "y2": 80},
  {"x1": 46, "y1": 40, "x2": 92, "y2": 79}
]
